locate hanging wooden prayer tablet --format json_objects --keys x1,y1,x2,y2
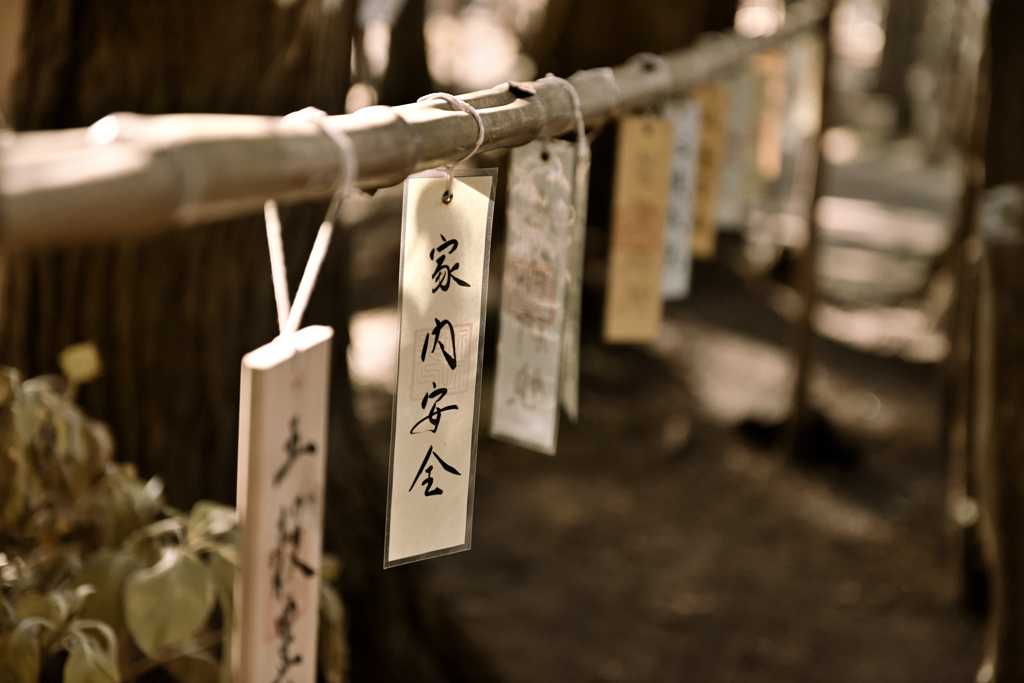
[
  {"x1": 235, "y1": 325, "x2": 333, "y2": 683},
  {"x1": 560, "y1": 139, "x2": 592, "y2": 423},
  {"x1": 491, "y1": 139, "x2": 576, "y2": 455},
  {"x1": 603, "y1": 115, "x2": 674, "y2": 344},
  {"x1": 385, "y1": 168, "x2": 497, "y2": 567},
  {"x1": 691, "y1": 84, "x2": 730, "y2": 260},
  {"x1": 753, "y1": 50, "x2": 788, "y2": 184},
  {"x1": 662, "y1": 99, "x2": 704, "y2": 301}
]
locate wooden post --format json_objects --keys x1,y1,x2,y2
[
  {"x1": 787, "y1": 0, "x2": 835, "y2": 458},
  {"x1": 942, "y1": 17, "x2": 990, "y2": 613}
]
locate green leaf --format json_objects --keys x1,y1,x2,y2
[
  {"x1": 123, "y1": 546, "x2": 215, "y2": 659},
  {"x1": 202, "y1": 546, "x2": 236, "y2": 683},
  {"x1": 321, "y1": 553, "x2": 342, "y2": 584},
  {"x1": 76, "y1": 549, "x2": 143, "y2": 632},
  {"x1": 3, "y1": 621, "x2": 43, "y2": 683},
  {"x1": 109, "y1": 467, "x2": 164, "y2": 527},
  {"x1": 187, "y1": 501, "x2": 237, "y2": 543},
  {"x1": 10, "y1": 394, "x2": 43, "y2": 447},
  {"x1": 2, "y1": 446, "x2": 28, "y2": 531},
  {"x1": 162, "y1": 650, "x2": 220, "y2": 683},
  {"x1": 63, "y1": 629, "x2": 119, "y2": 683},
  {"x1": 16, "y1": 591, "x2": 68, "y2": 634}
]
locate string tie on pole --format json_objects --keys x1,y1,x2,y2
[
  {"x1": 265, "y1": 107, "x2": 359, "y2": 339},
  {"x1": 416, "y1": 92, "x2": 485, "y2": 204},
  {"x1": 540, "y1": 74, "x2": 588, "y2": 163}
]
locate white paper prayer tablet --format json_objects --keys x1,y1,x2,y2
[
  {"x1": 603, "y1": 116, "x2": 675, "y2": 344},
  {"x1": 235, "y1": 325, "x2": 333, "y2": 683},
  {"x1": 560, "y1": 141, "x2": 592, "y2": 423},
  {"x1": 385, "y1": 168, "x2": 497, "y2": 568},
  {"x1": 691, "y1": 84, "x2": 730, "y2": 260},
  {"x1": 662, "y1": 99, "x2": 704, "y2": 301},
  {"x1": 492, "y1": 140, "x2": 576, "y2": 455}
]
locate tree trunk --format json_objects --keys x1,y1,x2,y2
[
  {"x1": 985, "y1": 0, "x2": 1024, "y2": 189},
  {"x1": 876, "y1": 0, "x2": 924, "y2": 133},
  {"x1": 378, "y1": 0, "x2": 432, "y2": 106},
  {"x1": 973, "y1": 230, "x2": 1024, "y2": 682},
  {"x1": 1, "y1": 1, "x2": 498, "y2": 680},
  {"x1": 969, "y1": 0, "x2": 1024, "y2": 678}
]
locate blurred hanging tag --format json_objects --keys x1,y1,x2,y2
[
  {"x1": 662, "y1": 99, "x2": 704, "y2": 301},
  {"x1": 603, "y1": 115, "x2": 674, "y2": 344},
  {"x1": 753, "y1": 50, "x2": 787, "y2": 185},
  {"x1": 715, "y1": 70, "x2": 763, "y2": 233},
  {"x1": 691, "y1": 84, "x2": 730, "y2": 260},
  {"x1": 235, "y1": 326, "x2": 333, "y2": 683},
  {"x1": 385, "y1": 168, "x2": 497, "y2": 567},
  {"x1": 491, "y1": 139, "x2": 576, "y2": 455},
  {"x1": 778, "y1": 33, "x2": 824, "y2": 208},
  {"x1": 560, "y1": 138, "x2": 592, "y2": 423}
]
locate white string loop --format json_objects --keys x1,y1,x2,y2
[
  {"x1": 264, "y1": 107, "x2": 359, "y2": 338},
  {"x1": 282, "y1": 106, "x2": 359, "y2": 224},
  {"x1": 263, "y1": 200, "x2": 291, "y2": 334},
  {"x1": 416, "y1": 92, "x2": 485, "y2": 204},
  {"x1": 541, "y1": 74, "x2": 587, "y2": 162}
]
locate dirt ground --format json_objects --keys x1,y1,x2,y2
[
  {"x1": 348, "y1": 263, "x2": 982, "y2": 682},
  {"x1": 343, "y1": 143, "x2": 983, "y2": 681}
]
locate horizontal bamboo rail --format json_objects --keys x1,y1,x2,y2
[{"x1": 0, "y1": 1, "x2": 826, "y2": 249}]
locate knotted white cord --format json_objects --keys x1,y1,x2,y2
[
  {"x1": 265, "y1": 107, "x2": 359, "y2": 338},
  {"x1": 541, "y1": 74, "x2": 588, "y2": 162},
  {"x1": 416, "y1": 92, "x2": 485, "y2": 203}
]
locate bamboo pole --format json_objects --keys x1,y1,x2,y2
[{"x1": 0, "y1": 1, "x2": 826, "y2": 250}]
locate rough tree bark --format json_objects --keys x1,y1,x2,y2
[
  {"x1": 378, "y1": 0, "x2": 432, "y2": 106},
  {"x1": 1, "y1": 0, "x2": 497, "y2": 680}
]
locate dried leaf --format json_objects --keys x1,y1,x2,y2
[
  {"x1": 123, "y1": 546, "x2": 215, "y2": 659},
  {"x1": 58, "y1": 343, "x2": 104, "y2": 387}
]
